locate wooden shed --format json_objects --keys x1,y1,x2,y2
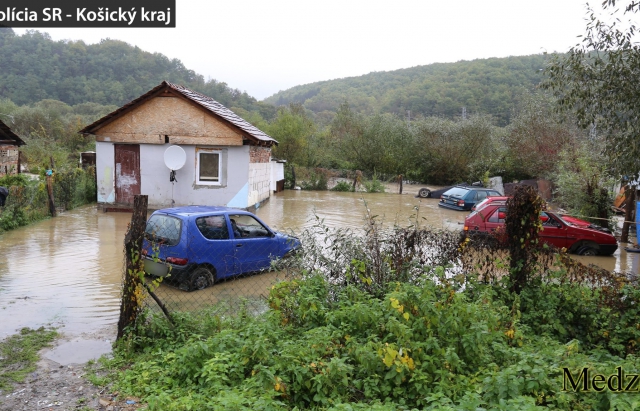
[{"x1": 0, "y1": 119, "x2": 25, "y2": 177}]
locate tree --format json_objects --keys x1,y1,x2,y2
[
  {"x1": 543, "y1": 0, "x2": 640, "y2": 241},
  {"x1": 502, "y1": 91, "x2": 578, "y2": 181},
  {"x1": 543, "y1": 0, "x2": 640, "y2": 174},
  {"x1": 267, "y1": 103, "x2": 315, "y2": 165}
]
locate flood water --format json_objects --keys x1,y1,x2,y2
[{"x1": 1, "y1": 186, "x2": 639, "y2": 346}]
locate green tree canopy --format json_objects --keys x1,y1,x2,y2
[{"x1": 543, "y1": 0, "x2": 640, "y2": 175}]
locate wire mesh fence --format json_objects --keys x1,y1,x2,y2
[
  {"x1": 118, "y1": 194, "x2": 637, "y2": 339},
  {"x1": 121, "y1": 204, "x2": 301, "y2": 328}
]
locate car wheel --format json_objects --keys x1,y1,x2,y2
[
  {"x1": 189, "y1": 267, "x2": 213, "y2": 291},
  {"x1": 577, "y1": 245, "x2": 599, "y2": 256},
  {"x1": 418, "y1": 188, "x2": 431, "y2": 198}
]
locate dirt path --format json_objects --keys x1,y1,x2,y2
[
  {"x1": 0, "y1": 328, "x2": 142, "y2": 411},
  {"x1": 1, "y1": 357, "x2": 106, "y2": 410}
]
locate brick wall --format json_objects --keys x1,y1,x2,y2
[{"x1": 249, "y1": 146, "x2": 271, "y2": 163}]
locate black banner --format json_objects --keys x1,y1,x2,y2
[{"x1": 0, "y1": 0, "x2": 175, "y2": 28}]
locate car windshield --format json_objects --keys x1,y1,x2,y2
[
  {"x1": 145, "y1": 214, "x2": 182, "y2": 246},
  {"x1": 549, "y1": 213, "x2": 569, "y2": 225},
  {"x1": 444, "y1": 187, "x2": 469, "y2": 198}
]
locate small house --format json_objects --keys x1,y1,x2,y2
[
  {"x1": 80, "y1": 81, "x2": 278, "y2": 210},
  {"x1": 0, "y1": 119, "x2": 25, "y2": 177}
]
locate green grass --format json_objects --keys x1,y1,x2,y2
[{"x1": 0, "y1": 327, "x2": 57, "y2": 390}]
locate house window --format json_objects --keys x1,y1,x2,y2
[{"x1": 196, "y1": 150, "x2": 222, "y2": 185}]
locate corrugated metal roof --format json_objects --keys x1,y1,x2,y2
[
  {"x1": 79, "y1": 81, "x2": 277, "y2": 146},
  {"x1": 0, "y1": 119, "x2": 25, "y2": 146}
]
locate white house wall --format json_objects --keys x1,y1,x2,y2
[
  {"x1": 248, "y1": 163, "x2": 271, "y2": 206},
  {"x1": 97, "y1": 142, "x2": 252, "y2": 208},
  {"x1": 270, "y1": 162, "x2": 285, "y2": 192},
  {"x1": 248, "y1": 146, "x2": 271, "y2": 207}
]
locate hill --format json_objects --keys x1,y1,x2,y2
[
  {"x1": 264, "y1": 54, "x2": 550, "y2": 126},
  {"x1": 0, "y1": 28, "x2": 276, "y2": 119}
]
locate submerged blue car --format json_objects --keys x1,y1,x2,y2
[{"x1": 142, "y1": 206, "x2": 300, "y2": 291}]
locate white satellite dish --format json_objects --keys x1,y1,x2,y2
[{"x1": 164, "y1": 145, "x2": 186, "y2": 170}]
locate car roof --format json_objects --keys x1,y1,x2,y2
[
  {"x1": 152, "y1": 206, "x2": 250, "y2": 217},
  {"x1": 450, "y1": 185, "x2": 499, "y2": 191}
]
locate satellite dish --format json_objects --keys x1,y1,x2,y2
[{"x1": 164, "y1": 145, "x2": 186, "y2": 170}]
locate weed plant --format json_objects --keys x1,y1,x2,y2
[
  {"x1": 362, "y1": 174, "x2": 386, "y2": 193},
  {"x1": 107, "y1": 271, "x2": 640, "y2": 410},
  {"x1": 331, "y1": 180, "x2": 353, "y2": 192}
]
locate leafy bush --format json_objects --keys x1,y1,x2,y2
[
  {"x1": 362, "y1": 174, "x2": 386, "y2": 193},
  {"x1": 299, "y1": 168, "x2": 330, "y2": 191},
  {"x1": 0, "y1": 173, "x2": 29, "y2": 187},
  {"x1": 331, "y1": 180, "x2": 354, "y2": 192},
  {"x1": 0, "y1": 167, "x2": 96, "y2": 232},
  {"x1": 109, "y1": 274, "x2": 640, "y2": 411},
  {"x1": 553, "y1": 142, "x2": 615, "y2": 229}
]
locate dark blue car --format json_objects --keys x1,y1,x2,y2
[
  {"x1": 438, "y1": 186, "x2": 501, "y2": 211},
  {"x1": 142, "y1": 206, "x2": 300, "y2": 291}
]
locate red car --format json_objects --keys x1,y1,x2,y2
[{"x1": 463, "y1": 203, "x2": 618, "y2": 256}]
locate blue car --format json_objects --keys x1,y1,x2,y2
[
  {"x1": 142, "y1": 206, "x2": 300, "y2": 291},
  {"x1": 438, "y1": 186, "x2": 501, "y2": 211}
]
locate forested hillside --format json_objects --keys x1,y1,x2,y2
[
  {"x1": 0, "y1": 28, "x2": 276, "y2": 119},
  {"x1": 265, "y1": 54, "x2": 549, "y2": 126}
]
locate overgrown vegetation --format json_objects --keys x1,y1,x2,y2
[
  {"x1": 102, "y1": 193, "x2": 638, "y2": 410},
  {"x1": 0, "y1": 167, "x2": 96, "y2": 232},
  {"x1": 553, "y1": 141, "x2": 615, "y2": 229},
  {"x1": 0, "y1": 327, "x2": 57, "y2": 391}
]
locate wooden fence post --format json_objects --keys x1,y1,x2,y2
[
  {"x1": 398, "y1": 174, "x2": 403, "y2": 194},
  {"x1": 117, "y1": 194, "x2": 148, "y2": 340},
  {"x1": 290, "y1": 165, "x2": 296, "y2": 189},
  {"x1": 46, "y1": 156, "x2": 56, "y2": 217},
  {"x1": 46, "y1": 175, "x2": 56, "y2": 217}
]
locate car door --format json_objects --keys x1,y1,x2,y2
[
  {"x1": 472, "y1": 190, "x2": 488, "y2": 209},
  {"x1": 484, "y1": 206, "x2": 507, "y2": 234},
  {"x1": 539, "y1": 212, "x2": 568, "y2": 249},
  {"x1": 192, "y1": 215, "x2": 237, "y2": 279},
  {"x1": 229, "y1": 214, "x2": 281, "y2": 273}
]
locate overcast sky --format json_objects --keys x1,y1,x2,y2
[{"x1": 15, "y1": 0, "x2": 592, "y2": 100}]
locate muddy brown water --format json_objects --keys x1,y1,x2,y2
[{"x1": 0, "y1": 186, "x2": 638, "y2": 363}]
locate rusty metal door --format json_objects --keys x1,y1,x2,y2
[{"x1": 114, "y1": 144, "x2": 140, "y2": 205}]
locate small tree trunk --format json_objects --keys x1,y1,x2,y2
[
  {"x1": 290, "y1": 166, "x2": 296, "y2": 189},
  {"x1": 621, "y1": 186, "x2": 636, "y2": 243},
  {"x1": 398, "y1": 175, "x2": 403, "y2": 194},
  {"x1": 117, "y1": 194, "x2": 148, "y2": 340}
]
